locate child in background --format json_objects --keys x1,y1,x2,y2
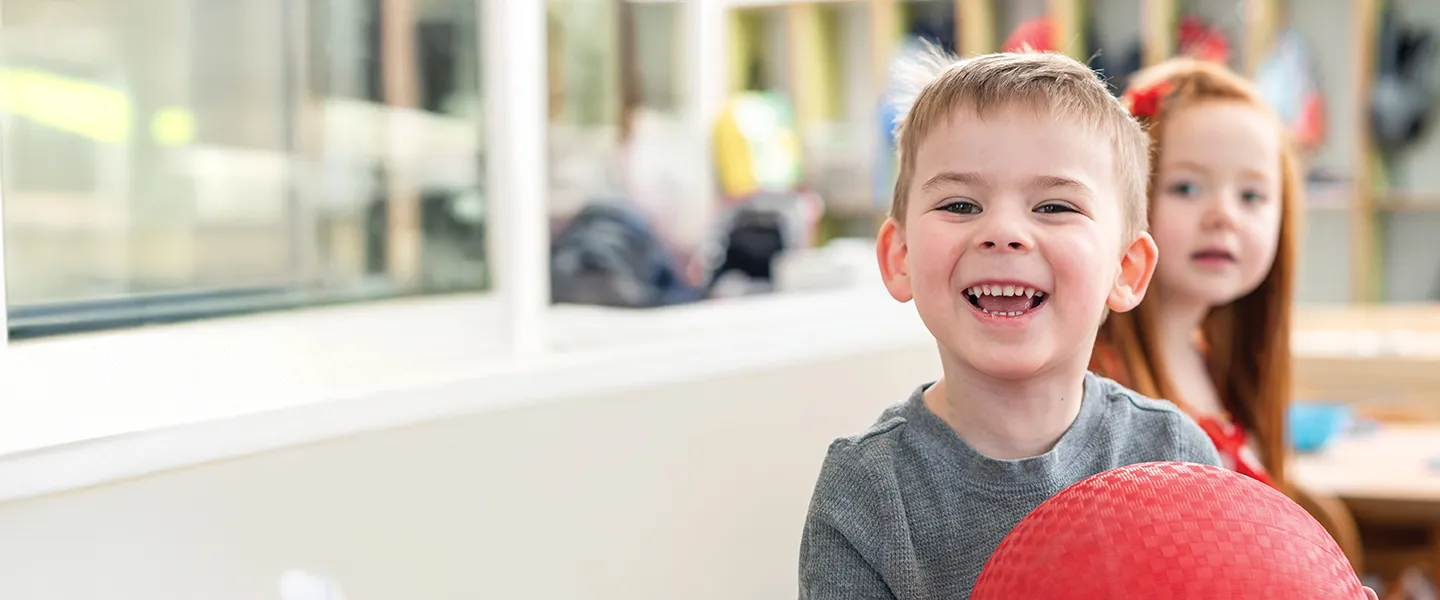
[
  {"x1": 798, "y1": 48, "x2": 1221, "y2": 600},
  {"x1": 1090, "y1": 59, "x2": 1300, "y2": 489}
]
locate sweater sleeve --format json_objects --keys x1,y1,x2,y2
[
  {"x1": 798, "y1": 445, "x2": 897, "y2": 600},
  {"x1": 799, "y1": 516, "x2": 896, "y2": 600}
]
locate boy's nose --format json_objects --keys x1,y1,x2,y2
[
  {"x1": 978, "y1": 240, "x2": 1027, "y2": 250},
  {"x1": 974, "y1": 210, "x2": 1034, "y2": 251},
  {"x1": 975, "y1": 227, "x2": 1032, "y2": 251}
]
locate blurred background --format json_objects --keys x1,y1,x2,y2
[
  {"x1": 5, "y1": 0, "x2": 1439, "y2": 336},
  {"x1": 0, "y1": 0, "x2": 1438, "y2": 599}
]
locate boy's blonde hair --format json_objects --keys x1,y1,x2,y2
[{"x1": 888, "y1": 47, "x2": 1151, "y2": 241}]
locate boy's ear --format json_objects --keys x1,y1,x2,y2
[
  {"x1": 876, "y1": 218, "x2": 913, "y2": 303},
  {"x1": 1108, "y1": 231, "x2": 1159, "y2": 312}
]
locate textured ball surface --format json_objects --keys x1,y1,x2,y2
[{"x1": 971, "y1": 462, "x2": 1363, "y2": 599}]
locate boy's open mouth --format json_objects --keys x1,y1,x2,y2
[{"x1": 964, "y1": 284, "x2": 1047, "y2": 317}]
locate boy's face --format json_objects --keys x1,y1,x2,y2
[{"x1": 878, "y1": 106, "x2": 1157, "y2": 380}]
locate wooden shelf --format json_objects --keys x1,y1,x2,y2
[{"x1": 1376, "y1": 192, "x2": 1440, "y2": 213}]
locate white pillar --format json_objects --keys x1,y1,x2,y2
[
  {"x1": 483, "y1": 0, "x2": 550, "y2": 357},
  {"x1": 0, "y1": 0, "x2": 14, "y2": 348},
  {"x1": 690, "y1": 0, "x2": 729, "y2": 134},
  {"x1": 684, "y1": 0, "x2": 728, "y2": 243}
]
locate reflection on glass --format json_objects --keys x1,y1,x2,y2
[
  {"x1": 0, "y1": 0, "x2": 487, "y2": 338},
  {"x1": 546, "y1": 0, "x2": 708, "y2": 285}
]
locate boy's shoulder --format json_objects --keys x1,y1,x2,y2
[
  {"x1": 1086, "y1": 373, "x2": 1223, "y2": 467},
  {"x1": 813, "y1": 387, "x2": 926, "y2": 484},
  {"x1": 823, "y1": 400, "x2": 912, "y2": 466}
]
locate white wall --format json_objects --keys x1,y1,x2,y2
[{"x1": 0, "y1": 342, "x2": 939, "y2": 600}]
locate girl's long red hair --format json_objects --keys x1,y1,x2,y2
[{"x1": 1095, "y1": 59, "x2": 1301, "y2": 487}]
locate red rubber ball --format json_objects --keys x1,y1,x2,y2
[{"x1": 971, "y1": 462, "x2": 1364, "y2": 599}]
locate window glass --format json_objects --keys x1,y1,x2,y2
[{"x1": 0, "y1": 0, "x2": 487, "y2": 338}]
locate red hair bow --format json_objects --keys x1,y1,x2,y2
[{"x1": 1125, "y1": 81, "x2": 1173, "y2": 119}]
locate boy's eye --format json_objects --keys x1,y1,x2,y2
[
  {"x1": 939, "y1": 199, "x2": 981, "y2": 214},
  {"x1": 1035, "y1": 202, "x2": 1078, "y2": 214}
]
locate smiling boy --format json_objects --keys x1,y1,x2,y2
[{"x1": 797, "y1": 50, "x2": 1222, "y2": 599}]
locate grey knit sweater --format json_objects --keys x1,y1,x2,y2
[{"x1": 798, "y1": 373, "x2": 1222, "y2": 599}]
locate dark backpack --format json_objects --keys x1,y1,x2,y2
[{"x1": 550, "y1": 202, "x2": 702, "y2": 308}]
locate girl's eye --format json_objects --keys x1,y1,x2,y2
[
  {"x1": 939, "y1": 199, "x2": 981, "y2": 214},
  {"x1": 1240, "y1": 189, "x2": 1267, "y2": 204},
  {"x1": 1167, "y1": 181, "x2": 1200, "y2": 197},
  {"x1": 1035, "y1": 202, "x2": 1078, "y2": 214}
]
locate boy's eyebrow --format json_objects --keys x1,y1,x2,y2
[
  {"x1": 918, "y1": 171, "x2": 1094, "y2": 196},
  {"x1": 1027, "y1": 175, "x2": 1093, "y2": 196},
  {"x1": 919, "y1": 171, "x2": 991, "y2": 193}
]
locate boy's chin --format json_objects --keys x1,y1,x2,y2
[{"x1": 959, "y1": 350, "x2": 1056, "y2": 381}]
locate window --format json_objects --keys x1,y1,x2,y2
[{"x1": 0, "y1": 0, "x2": 488, "y2": 339}]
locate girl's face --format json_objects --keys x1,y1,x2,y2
[{"x1": 1150, "y1": 100, "x2": 1284, "y2": 308}]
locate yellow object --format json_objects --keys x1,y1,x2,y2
[{"x1": 713, "y1": 92, "x2": 802, "y2": 200}]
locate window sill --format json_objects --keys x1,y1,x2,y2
[{"x1": 0, "y1": 284, "x2": 929, "y2": 503}]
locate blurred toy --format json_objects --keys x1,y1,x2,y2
[
  {"x1": 999, "y1": 16, "x2": 1130, "y2": 94},
  {"x1": 1176, "y1": 15, "x2": 1230, "y2": 64},
  {"x1": 1101, "y1": 15, "x2": 1231, "y2": 96},
  {"x1": 1288, "y1": 402, "x2": 1354, "y2": 454},
  {"x1": 708, "y1": 91, "x2": 824, "y2": 296},
  {"x1": 712, "y1": 91, "x2": 803, "y2": 201},
  {"x1": 1255, "y1": 29, "x2": 1328, "y2": 153},
  {"x1": 1002, "y1": 17, "x2": 1056, "y2": 55},
  {"x1": 1371, "y1": 4, "x2": 1437, "y2": 154},
  {"x1": 704, "y1": 191, "x2": 821, "y2": 296}
]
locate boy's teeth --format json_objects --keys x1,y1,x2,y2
[
  {"x1": 967, "y1": 285, "x2": 1042, "y2": 298},
  {"x1": 979, "y1": 308, "x2": 1026, "y2": 316}
]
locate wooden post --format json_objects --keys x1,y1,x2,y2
[
  {"x1": 617, "y1": 0, "x2": 641, "y2": 143},
  {"x1": 380, "y1": 0, "x2": 422, "y2": 287},
  {"x1": 868, "y1": 0, "x2": 898, "y2": 94},
  {"x1": 956, "y1": 0, "x2": 995, "y2": 57},
  {"x1": 1141, "y1": 0, "x2": 1176, "y2": 67},
  {"x1": 1350, "y1": 0, "x2": 1381, "y2": 303},
  {"x1": 1242, "y1": 0, "x2": 1280, "y2": 77},
  {"x1": 727, "y1": 9, "x2": 752, "y2": 93},
  {"x1": 786, "y1": 3, "x2": 821, "y2": 127},
  {"x1": 1048, "y1": 0, "x2": 1083, "y2": 61}
]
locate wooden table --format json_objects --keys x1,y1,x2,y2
[
  {"x1": 1293, "y1": 305, "x2": 1440, "y2": 421},
  {"x1": 1291, "y1": 423, "x2": 1440, "y2": 588}
]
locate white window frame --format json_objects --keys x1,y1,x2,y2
[{"x1": 0, "y1": 0, "x2": 550, "y2": 458}]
